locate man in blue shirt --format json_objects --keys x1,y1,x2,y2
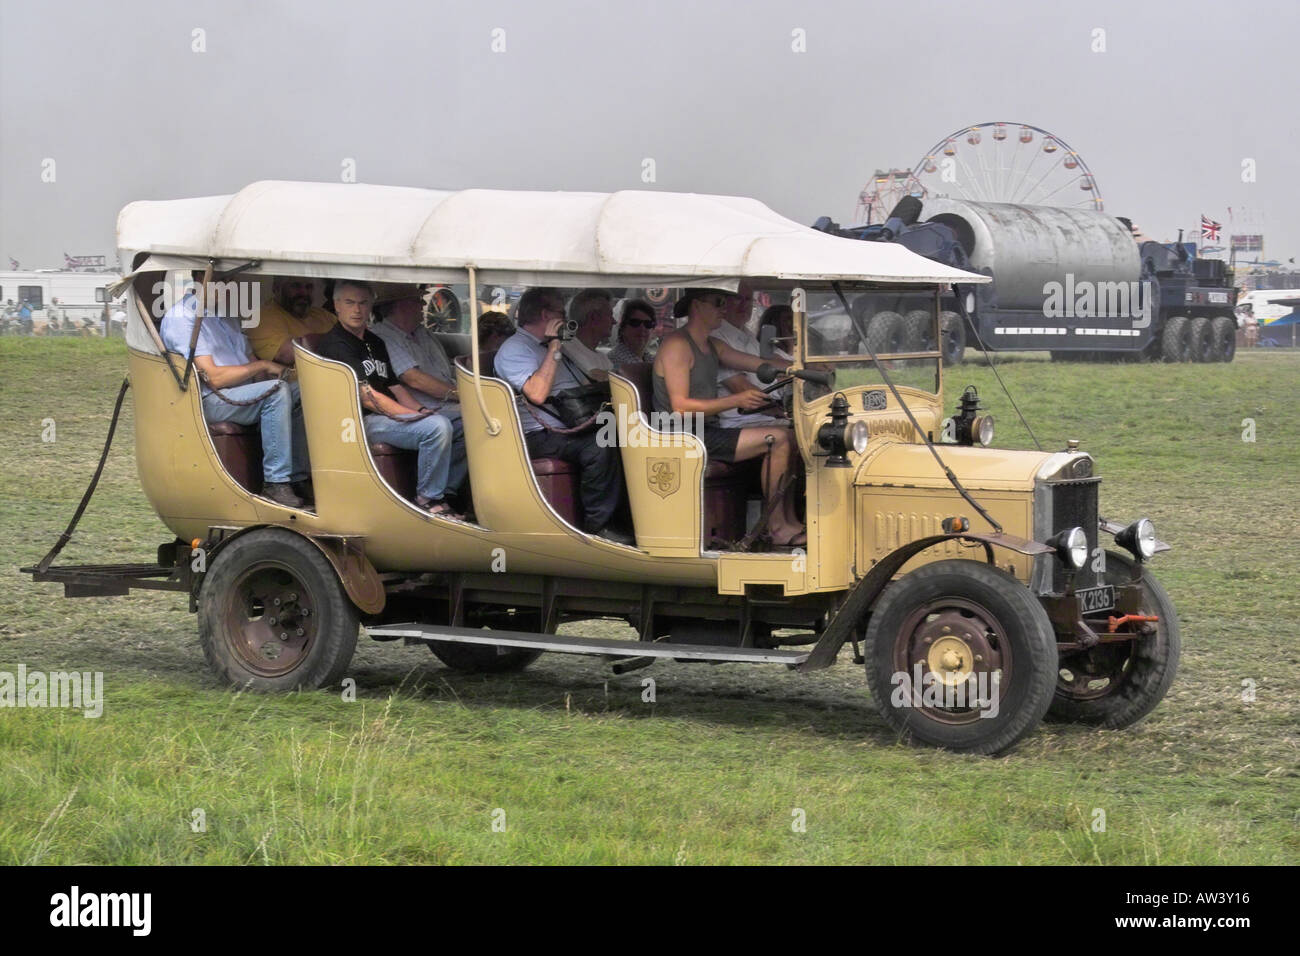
[
  {"x1": 160, "y1": 279, "x2": 310, "y2": 509},
  {"x1": 494, "y1": 288, "x2": 629, "y2": 544}
]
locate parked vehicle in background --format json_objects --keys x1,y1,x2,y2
[
  {"x1": 814, "y1": 199, "x2": 1239, "y2": 364},
  {"x1": 0, "y1": 269, "x2": 124, "y2": 333}
]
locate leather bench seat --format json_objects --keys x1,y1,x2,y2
[
  {"x1": 369, "y1": 441, "x2": 418, "y2": 502},
  {"x1": 207, "y1": 420, "x2": 262, "y2": 495}
]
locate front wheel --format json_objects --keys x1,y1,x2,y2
[
  {"x1": 864, "y1": 560, "x2": 1058, "y2": 755},
  {"x1": 198, "y1": 528, "x2": 359, "y2": 691},
  {"x1": 1048, "y1": 551, "x2": 1180, "y2": 728}
]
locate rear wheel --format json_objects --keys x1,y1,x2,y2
[
  {"x1": 198, "y1": 528, "x2": 359, "y2": 691},
  {"x1": 1210, "y1": 316, "x2": 1236, "y2": 362},
  {"x1": 865, "y1": 310, "x2": 906, "y2": 355},
  {"x1": 1160, "y1": 315, "x2": 1190, "y2": 362},
  {"x1": 427, "y1": 610, "x2": 544, "y2": 673},
  {"x1": 1048, "y1": 552, "x2": 1180, "y2": 727},
  {"x1": 1188, "y1": 316, "x2": 1214, "y2": 362},
  {"x1": 864, "y1": 560, "x2": 1058, "y2": 755},
  {"x1": 428, "y1": 641, "x2": 543, "y2": 673}
]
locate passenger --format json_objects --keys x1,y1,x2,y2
[
  {"x1": 160, "y1": 276, "x2": 311, "y2": 509},
  {"x1": 369, "y1": 283, "x2": 469, "y2": 500},
  {"x1": 370, "y1": 285, "x2": 461, "y2": 412},
  {"x1": 609, "y1": 298, "x2": 656, "y2": 368},
  {"x1": 494, "y1": 287, "x2": 632, "y2": 546},
  {"x1": 247, "y1": 277, "x2": 337, "y2": 364},
  {"x1": 711, "y1": 284, "x2": 789, "y2": 428},
  {"x1": 759, "y1": 304, "x2": 796, "y2": 361},
  {"x1": 653, "y1": 289, "x2": 805, "y2": 547},
  {"x1": 314, "y1": 280, "x2": 464, "y2": 516},
  {"x1": 562, "y1": 289, "x2": 615, "y2": 381},
  {"x1": 477, "y1": 310, "x2": 514, "y2": 352}
]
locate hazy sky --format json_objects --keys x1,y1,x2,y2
[{"x1": 3, "y1": 0, "x2": 1297, "y2": 269}]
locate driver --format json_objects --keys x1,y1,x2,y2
[
  {"x1": 711, "y1": 283, "x2": 790, "y2": 428},
  {"x1": 653, "y1": 289, "x2": 804, "y2": 547}
]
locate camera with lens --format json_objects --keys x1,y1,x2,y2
[{"x1": 557, "y1": 318, "x2": 579, "y2": 341}]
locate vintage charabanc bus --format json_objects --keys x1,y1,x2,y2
[{"x1": 25, "y1": 181, "x2": 1179, "y2": 754}]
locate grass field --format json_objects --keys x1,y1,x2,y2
[{"x1": 1, "y1": 337, "x2": 1297, "y2": 864}]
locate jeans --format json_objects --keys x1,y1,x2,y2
[
  {"x1": 364, "y1": 412, "x2": 456, "y2": 500},
  {"x1": 524, "y1": 428, "x2": 623, "y2": 532},
  {"x1": 202, "y1": 380, "x2": 308, "y2": 484}
]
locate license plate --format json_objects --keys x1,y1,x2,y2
[{"x1": 1077, "y1": 585, "x2": 1115, "y2": 613}]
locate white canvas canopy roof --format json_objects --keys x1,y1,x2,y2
[
  {"x1": 119, "y1": 180, "x2": 987, "y2": 286},
  {"x1": 117, "y1": 181, "x2": 987, "y2": 354}
]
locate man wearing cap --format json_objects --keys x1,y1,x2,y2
[
  {"x1": 247, "y1": 277, "x2": 337, "y2": 365},
  {"x1": 653, "y1": 288, "x2": 804, "y2": 547},
  {"x1": 370, "y1": 285, "x2": 460, "y2": 415},
  {"x1": 370, "y1": 283, "x2": 469, "y2": 498}
]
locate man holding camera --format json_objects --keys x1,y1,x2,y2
[{"x1": 495, "y1": 288, "x2": 631, "y2": 545}]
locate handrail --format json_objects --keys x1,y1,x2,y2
[{"x1": 466, "y1": 264, "x2": 501, "y2": 435}]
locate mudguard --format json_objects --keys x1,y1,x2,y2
[{"x1": 799, "y1": 531, "x2": 1051, "y2": 671}]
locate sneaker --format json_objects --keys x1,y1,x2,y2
[
  {"x1": 594, "y1": 526, "x2": 636, "y2": 547},
  {"x1": 263, "y1": 482, "x2": 304, "y2": 508}
]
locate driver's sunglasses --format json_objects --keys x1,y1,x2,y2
[
  {"x1": 703, "y1": 295, "x2": 731, "y2": 309},
  {"x1": 623, "y1": 318, "x2": 654, "y2": 329}
]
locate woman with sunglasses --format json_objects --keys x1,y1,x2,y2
[{"x1": 609, "y1": 298, "x2": 658, "y2": 368}]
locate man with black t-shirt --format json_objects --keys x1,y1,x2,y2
[{"x1": 315, "y1": 280, "x2": 462, "y2": 515}]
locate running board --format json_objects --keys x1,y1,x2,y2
[{"x1": 364, "y1": 623, "x2": 810, "y2": 666}]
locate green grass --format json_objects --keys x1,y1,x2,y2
[{"x1": 1, "y1": 337, "x2": 1297, "y2": 864}]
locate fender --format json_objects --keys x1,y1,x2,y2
[
  {"x1": 196, "y1": 525, "x2": 385, "y2": 615},
  {"x1": 799, "y1": 531, "x2": 1052, "y2": 671}
]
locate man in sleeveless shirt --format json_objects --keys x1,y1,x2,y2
[{"x1": 652, "y1": 289, "x2": 805, "y2": 547}]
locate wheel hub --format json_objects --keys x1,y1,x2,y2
[
  {"x1": 928, "y1": 636, "x2": 973, "y2": 687},
  {"x1": 224, "y1": 565, "x2": 317, "y2": 677},
  {"x1": 896, "y1": 604, "x2": 1008, "y2": 724}
]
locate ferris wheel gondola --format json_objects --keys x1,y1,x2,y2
[{"x1": 911, "y1": 122, "x2": 1103, "y2": 212}]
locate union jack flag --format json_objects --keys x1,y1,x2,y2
[{"x1": 1201, "y1": 215, "x2": 1222, "y2": 242}]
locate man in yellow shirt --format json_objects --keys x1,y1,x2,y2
[{"x1": 247, "y1": 278, "x2": 337, "y2": 364}]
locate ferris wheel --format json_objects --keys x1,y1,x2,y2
[{"x1": 855, "y1": 123, "x2": 1103, "y2": 224}]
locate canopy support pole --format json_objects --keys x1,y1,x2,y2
[{"x1": 466, "y1": 265, "x2": 502, "y2": 435}]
